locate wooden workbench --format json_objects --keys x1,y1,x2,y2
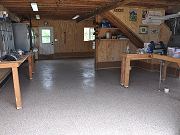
[
  {"x1": 0, "y1": 54, "x2": 33, "y2": 109},
  {"x1": 120, "y1": 53, "x2": 180, "y2": 88}
]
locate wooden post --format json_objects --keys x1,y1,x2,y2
[
  {"x1": 12, "y1": 67, "x2": 22, "y2": 109},
  {"x1": 124, "y1": 58, "x2": 130, "y2": 88},
  {"x1": 120, "y1": 57, "x2": 126, "y2": 86},
  {"x1": 32, "y1": 54, "x2": 35, "y2": 74},
  {"x1": 162, "y1": 61, "x2": 169, "y2": 81},
  {"x1": 28, "y1": 55, "x2": 33, "y2": 80},
  {"x1": 177, "y1": 63, "x2": 180, "y2": 79}
]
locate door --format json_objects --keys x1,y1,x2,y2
[{"x1": 39, "y1": 27, "x2": 54, "y2": 55}]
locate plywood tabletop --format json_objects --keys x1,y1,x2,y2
[{"x1": 0, "y1": 54, "x2": 30, "y2": 68}]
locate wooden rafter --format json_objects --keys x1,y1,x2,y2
[{"x1": 0, "y1": 0, "x2": 180, "y2": 20}]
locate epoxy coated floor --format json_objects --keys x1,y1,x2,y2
[{"x1": 0, "y1": 59, "x2": 180, "y2": 135}]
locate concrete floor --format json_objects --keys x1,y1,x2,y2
[{"x1": 0, "y1": 59, "x2": 180, "y2": 135}]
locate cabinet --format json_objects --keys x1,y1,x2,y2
[
  {"x1": 95, "y1": 18, "x2": 130, "y2": 69},
  {"x1": 12, "y1": 23, "x2": 30, "y2": 51}
]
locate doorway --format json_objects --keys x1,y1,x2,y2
[{"x1": 39, "y1": 27, "x2": 54, "y2": 55}]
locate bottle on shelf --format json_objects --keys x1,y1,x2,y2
[{"x1": 126, "y1": 45, "x2": 130, "y2": 53}]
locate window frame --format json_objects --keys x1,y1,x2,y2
[
  {"x1": 41, "y1": 29, "x2": 51, "y2": 44},
  {"x1": 84, "y1": 27, "x2": 95, "y2": 42}
]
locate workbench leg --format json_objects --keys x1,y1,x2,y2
[
  {"x1": 124, "y1": 58, "x2": 130, "y2": 88},
  {"x1": 28, "y1": 55, "x2": 33, "y2": 80},
  {"x1": 162, "y1": 62, "x2": 169, "y2": 81},
  {"x1": 178, "y1": 63, "x2": 180, "y2": 79},
  {"x1": 12, "y1": 67, "x2": 22, "y2": 110},
  {"x1": 32, "y1": 54, "x2": 35, "y2": 74},
  {"x1": 120, "y1": 57, "x2": 126, "y2": 86}
]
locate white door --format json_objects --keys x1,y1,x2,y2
[{"x1": 39, "y1": 27, "x2": 54, "y2": 55}]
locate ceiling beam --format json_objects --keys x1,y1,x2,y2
[{"x1": 129, "y1": 0, "x2": 180, "y2": 6}]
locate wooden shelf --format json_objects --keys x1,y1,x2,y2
[
  {"x1": 97, "y1": 38, "x2": 129, "y2": 41},
  {"x1": 98, "y1": 28, "x2": 119, "y2": 30}
]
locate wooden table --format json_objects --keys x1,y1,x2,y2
[
  {"x1": 0, "y1": 54, "x2": 33, "y2": 109},
  {"x1": 152, "y1": 54, "x2": 180, "y2": 81},
  {"x1": 120, "y1": 53, "x2": 151, "y2": 88},
  {"x1": 120, "y1": 53, "x2": 180, "y2": 88}
]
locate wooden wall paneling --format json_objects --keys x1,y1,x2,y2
[
  {"x1": 96, "y1": 39, "x2": 130, "y2": 63},
  {"x1": 106, "y1": 42, "x2": 113, "y2": 61},
  {"x1": 110, "y1": 7, "x2": 170, "y2": 43},
  {"x1": 32, "y1": 20, "x2": 94, "y2": 55},
  {"x1": 97, "y1": 40, "x2": 106, "y2": 62},
  {"x1": 159, "y1": 23, "x2": 172, "y2": 44}
]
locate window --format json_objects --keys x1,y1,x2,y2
[
  {"x1": 42, "y1": 29, "x2": 51, "y2": 43},
  {"x1": 84, "y1": 27, "x2": 95, "y2": 41}
]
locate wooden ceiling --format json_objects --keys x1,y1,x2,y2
[{"x1": 0, "y1": 0, "x2": 180, "y2": 21}]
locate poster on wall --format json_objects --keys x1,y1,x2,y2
[
  {"x1": 139, "y1": 26, "x2": 148, "y2": 34},
  {"x1": 150, "y1": 28, "x2": 160, "y2": 34},
  {"x1": 129, "y1": 9, "x2": 137, "y2": 22},
  {"x1": 142, "y1": 10, "x2": 164, "y2": 25},
  {"x1": 114, "y1": 8, "x2": 124, "y2": 12},
  {"x1": 142, "y1": 10, "x2": 148, "y2": 20}
]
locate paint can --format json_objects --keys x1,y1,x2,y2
[{"x1": 164, "y1": 88, "x2": 170, "y2": 93}]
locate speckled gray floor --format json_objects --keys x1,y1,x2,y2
[{"x1": 0, "y1": 59, "x2": 180, "y2": 135}]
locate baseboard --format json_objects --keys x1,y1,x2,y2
[
  {"x1": 96, "y1": 61, "x2": 121, "y2": 70},
  {"x1": 95, "y1": 61, "x2": 136, "y2": 70},
  {"x1": 39, "y1": 52, "x2": 94, "y2": 60}
]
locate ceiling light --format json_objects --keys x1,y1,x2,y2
[
  {"x1": 72, "y1": 15, "x2": 80, "y2": 20},
  {"x1": 31, "y1": 3, "x2": 38, "y2": 11},
  {"x1": 36, "y1": 15, "x2": 40, "y2": 20}
]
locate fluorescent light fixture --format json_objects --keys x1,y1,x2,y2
[
  {"x1": 31, "y1": 3, "x2": 38, "y2": 11},
  {"x1": 72, "y1": 15, "x2": 80, "y2": 20},
  {"x1": 36, "y1": 15, "x2": 40, "y2": 20}
]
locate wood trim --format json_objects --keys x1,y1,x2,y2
[
  {"x1": 96, "y1": 61, "x2": 121, "y2": 70},
  {"x1": 96, "y1": 61, "x2": 136, "y2": 70},
  {"x1": 39, "y1": 52, "x2": 95, "y2": 60}
]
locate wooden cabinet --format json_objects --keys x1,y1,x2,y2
[{"x1": 95, "y1": 27, "x2": 130, "y2": 69}]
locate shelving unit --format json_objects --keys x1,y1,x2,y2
[{"x1": 95, "y1": 15, "x2": 131, "y2": 70}]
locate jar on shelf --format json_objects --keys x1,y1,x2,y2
[{"x1": 105, "y1": 31, "x2": 111, "y2": 39}]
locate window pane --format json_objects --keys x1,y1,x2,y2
[
  {"x1": 42, "y1": 29, "x2": 50, "y2": 36},
  {"x1": 84, "y1": 27, "x2": 95, "y2": 41},
  {"x1": 84, "y1": 28, "x2": 90, "y2": 41},
  {"x1": 90, "y1": 28, "x2": 95, "y2": 40},
  {"x1": 42, "y1": 37, "x2": 50, "y2": 43}
]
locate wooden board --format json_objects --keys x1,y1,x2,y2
[{"x1": 0, "y1": 55, "x2": 29, "y2": 68}]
